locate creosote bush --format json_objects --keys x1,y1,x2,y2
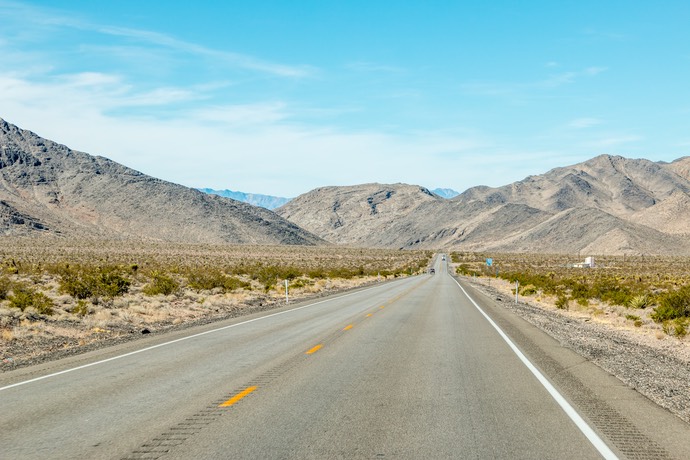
[
  {"x1": 8, "y1": 285, "x2": 54, "y2": 315},
  {"x1": 651, "y1": 285, "x2": 690, "y2": 323},
  {"x1": 56, "y1": 265, "x2": 131, "y2": 300},
  {"x1": 185, "y1": 269, "x2": 251, "y2": 293},
  {"x1": 143, "y1": 271, "x2": 180, "y2": 296},
  {"x1": 555, "y1": 295, "x2": 569, "y2": 310},
  {"x1": 0, "y1": 275, "x2": 11, "y2": 300}
]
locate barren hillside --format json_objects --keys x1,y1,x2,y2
[
  {"x1": 0, "y1": 118, "x2": 323, "y2": 245},
  {"x1": 278, "y1": 155, "x2": 690, "y2": 255}
]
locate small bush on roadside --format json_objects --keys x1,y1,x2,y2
[
  {"x1": 661, "y1": 318, "x2": 688, "y2": 337},
  {"x1": 519, "y1": 284, "x2": 538, "y2": 296},
  {"x1": 186, "y1": 269, "x2": 227, "y2": 292},
  {"x1": 555, "y1": 295, "x2": 569, "y2": 310},
  {"x1": 57, "y1": 265, "x2": 130, "y2": 300},
  {"x1": 186, "y1": 269, "x2": 251, "y2": 293},
  {"x1": 8, "y1": 285, "x2": 54, "y2": 315},
  {"x1": 71, "y1": 299, "x2": 90, "y2": 317},
  {"x1": 0, "y1": 276, "x2": 11, "y2": 300},
  {"x1": 143, "y1": 272, "x2": 180, "y2": 296},
  {"x1": 651, "y1": 285, "x2": 690, "y2": 323},
  {"x1": 628, "y1": 294, "x2": 651, "y2": 309},
  {"x1": 224, "y1": 276, "x2": 251, "y2": 292}
]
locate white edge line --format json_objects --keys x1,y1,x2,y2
[
  {"x1": 1, "y1": 279, "x2": 411, "y2": 392},
  {"x1": 452, "y1": 277, "x2": 619, "y2": 460}
]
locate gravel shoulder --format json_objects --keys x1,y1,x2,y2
[{"x1": 464, "y1": 276, "x2": 690, "y2": 424}]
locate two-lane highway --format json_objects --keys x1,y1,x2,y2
[{"x1": 2, "y1": 255, "x2": 689, "y2": 459}]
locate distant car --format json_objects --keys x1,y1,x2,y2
[
  {"x1": 429, "y1": 268, "x2": 435, "y2": 274},
  {"x1": 441, "y1": 256, "x2": 446, "y2": 261}
]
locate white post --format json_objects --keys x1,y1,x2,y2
[
  {"x1": 515, "y1": 280, "x2": 519, "y2": 304},
  {"x1": 285, "y1": 279, "x2": 289, "y2": 304}
]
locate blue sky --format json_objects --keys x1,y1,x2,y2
[{"x1": 1, "y1": 1, "x2": 689, "y2": 197}]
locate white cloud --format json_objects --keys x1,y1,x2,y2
[
  {"x1": 345, "y1": 62, "x2": 406, "y2": 74},
  {"x1": 0, "y1": 72, "x2": 492, "y2": 196},
  {"x1": 567, "y1": 117, "x2": 603, "y2": 129},
  {"x1": 585, "y1": 135, "x2": 643, "y2": 148}
]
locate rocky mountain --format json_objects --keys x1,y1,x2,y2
[
  {"x1": 0, "y1": 118, "x2": 323, "y2": 245},
  {"x1": 197, "y1": 188, "x2": 290, "y2": 210},
  {"x1": 276, "y1": 183, "x2": 445, "y2": 247},
  {"x1": 277, "y1": 155, "x2": 690, "y2": 255}
]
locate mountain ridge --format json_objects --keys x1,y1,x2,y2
[
  {"x1": 0, "y1": 118, "x2": 323, "y2": 245},
  {"x1": 277, "y1": 154, "x2": 690, "y2": 255},
  {"x1": 197, "y1": 188, "x2": 291, "y2": 210}
]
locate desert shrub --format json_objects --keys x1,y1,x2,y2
[
  {"x1": 519, "y1": 284, "x2": 538, "y2": 296},
  {"x1": 143, "y1": 272, "x2": 180, "y2": 296},
  {"x1": 651, "y1": 285, "x2": 690, "y2": 322},
  {"x1": 287, "y1": 278, "x2": 315, "y2": 289},
  {"x1": 186, "y1": 269, "x2": 227, "y2": 291},
  {"x1": 94, "y1": 267, "x2": 131, "y2": 298},
  {"x1": 185, "y1": 269, "x2": 251, "y2": 292},
  {"x1": 0, "y1": 276, "x2": 11, "y2": 300},
  {"x1": 224, "y1": 276, "x2": 251, "y2": 291},
  {"x1": 253, "y1": 266, "x2": 280, "y2": 292},
  {"x1": 71, "y1": 299, "x2": 90, "y2": 317},
  {"x1": 569, "y1": 282, "x2": 591, "y2": 303},
  {"x1": 590, "y1": 279, "x2": 635, "y2": 306},
  {"x1": 628, "y1": 294, "x2": 651, "y2": 309},
  {"x1": 57, "y1": 265, "x2": 130, "y2": 300},
  {"x1": 8, "y1": 286, "x2": 54, "y2": 315},
  {"x1": 456, "y1": 264, "x2": 473, "y2": 276},
  {"x1": 555, "y1": 295, "x2": 569, "y2": 310},
  {"x1": 661, "y1": 318, "x2": 688, "y2": 337}
]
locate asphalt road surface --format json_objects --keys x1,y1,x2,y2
[{"x1": 2, "y1": 255, "x2": 689, "y2": 459}]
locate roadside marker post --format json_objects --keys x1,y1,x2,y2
[
  {"x1": 285, "y1": 279, "x2": 289, "y2": 304},
  {"x1": 515, "y1": 280, "x2": 519, "y2": 304}
]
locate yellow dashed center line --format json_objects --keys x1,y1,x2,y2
[
  {"x1": 380, "y1": 305, "x2": 385, "y2": 309},
  {"x1": 343, "y1": 324, "x2": 354, "y2": 331},
  {"x1": 306, "y1": 344, "x2": 323, "y2": 354},
  {"x1": 366, "y1": 313, "x2": 373, "y2": 317},
  {"x1": 219, "y1": 386, "x2": 257, "y2": 407}
]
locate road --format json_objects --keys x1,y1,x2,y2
[{"x1": 2, "y1": 256, "x2": 689, "y2": 459}]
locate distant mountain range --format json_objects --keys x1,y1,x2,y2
[
  {"x1": 0, "y1": 118, "x2": 322, "y2": 245},
  {"x1": 197, "y1": 188, "x2": 290, "y2": 210},
  {"x1": 277, "y1": 155, "x2": 690, "y2": 255},
  {"x1": 196, "y1": 188, "x2": 458, "y2": 209},
  {"x1": 431, "y1": 188, "x2": 459, "y2": 199},
  {"x1": 3, "y1": 116, "x2": 690, "y2": 255}
]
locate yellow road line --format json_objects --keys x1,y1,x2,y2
[
  {"x1": 366, "y1": 313, "x2": 373, "y2": 317},
  {"x1": 219, "y1": 386, "x2": 257, "y2": 407},
  {"x1": 343, "y1": 324, "x2": 353, "y2": 331},
  {"x1": 306, "y1": 344, "x2": 323, "y2": 354},
  {"x1": 380, "y1": 305, "x2": 385, "y2": 309}
]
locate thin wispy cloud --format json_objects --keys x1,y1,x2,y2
[
  {"x1": 98, "y1": 26, "x2": 316, "y2": 78},
  {"x1": 567, "y1": 118, "x2": 603, "y2": 129},
  {"x1": 345, "y1": 62, "x2": 407, "y2": 74},
  {"x1": 0, "y1": 1, "x2": 686, "y2": 195},
  {"x1": 586, "y1": 135, "x2": 643, "y2": 148},
  {"x1": 541, "y1": 67, "x2": 607, "y2": 88},
  {"x1": 0, "y1": 1, "x2": 314, "y2": 79}
]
